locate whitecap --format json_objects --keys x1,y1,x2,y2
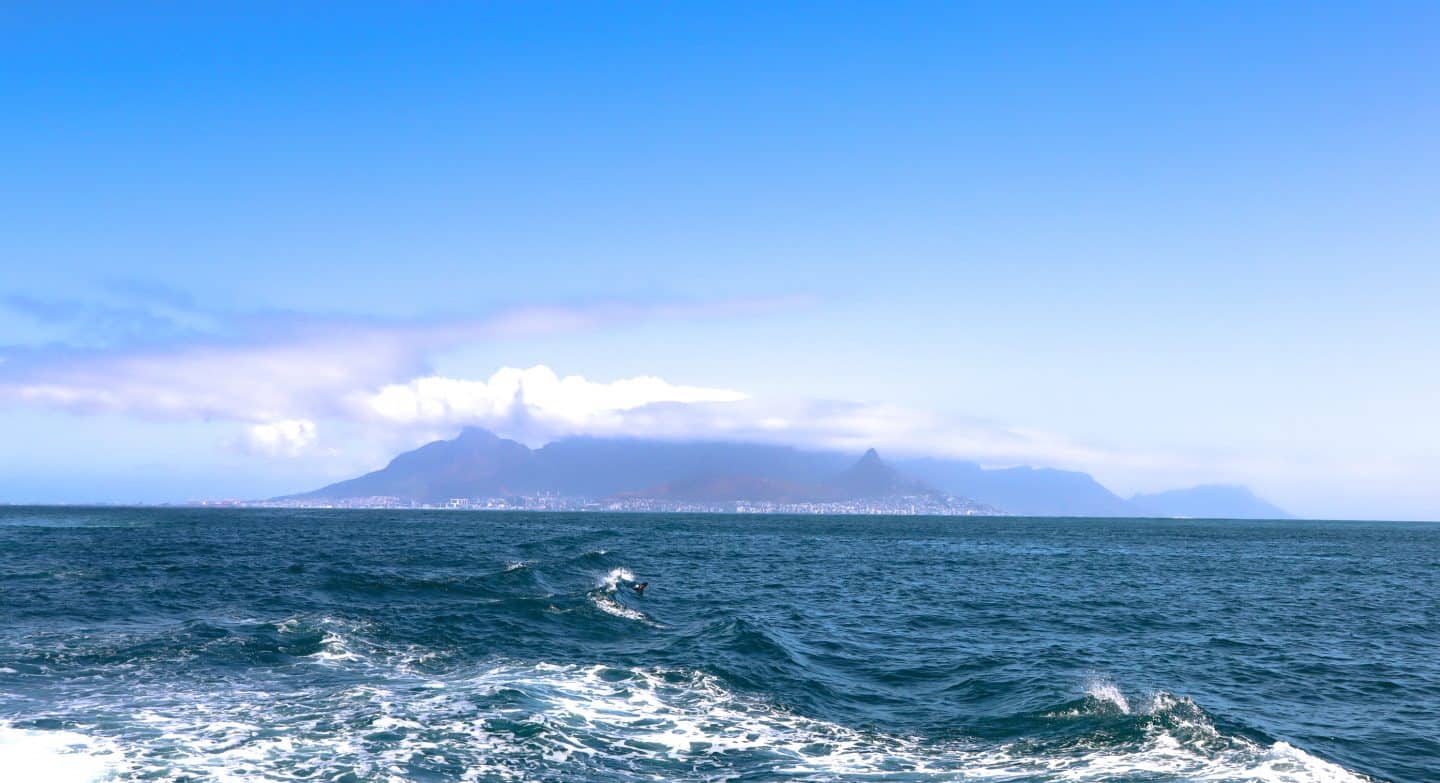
[
  {"x1": 0, "y1": 723, "x2": 122, "y2": 783},
  {"x1": 596, "y1": 567, "x2": 634, "y2": 591},
  {"x1": 1083, "y1": 676, "x2": 1132, "y2": 713},
  {"x1": 2, "y1": 664, "x2": 1369, "y2": 782}
]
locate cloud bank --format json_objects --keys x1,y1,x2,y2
[
  {"x1": 365, "y1": 366, "x2": 749, "y2": 428},
  {"x1": 0, "y1": 292, "x2": 789, "y2": 424},
  {"x1": 0, "y1": 287, "x2": 1166, "y2": 488},
  {"x1": 355, "y1": 366, "x2": 1138, "y2": 474}
]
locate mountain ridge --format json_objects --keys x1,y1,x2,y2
[
  {"x1": 1130, "y1": 484, "x2": 1292, "y2": 519},
  {"x1": 284, "y1": 428, "x2": 1288, "y2": 518}
]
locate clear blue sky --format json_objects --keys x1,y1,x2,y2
[{"x1": 2, "y1": 3, "x2": 1437, "y2": 518}]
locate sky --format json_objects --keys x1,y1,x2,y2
[{"x1": 1, "y1": 3, "x2": 1437, "y2": 519}]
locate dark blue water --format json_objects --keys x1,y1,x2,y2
[{"x1": 1, "y1": 508, "x2": 1436, "y2": 782}]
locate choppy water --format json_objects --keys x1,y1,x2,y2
[{"x1": 1, "y1": 508, "x2": 1436, "y2": 782}]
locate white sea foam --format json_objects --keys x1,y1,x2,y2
[
  {"x1": 589, "y1": 593, "x2": 651, "y2": 622},
  {"x1": 0, "y1": 723, "x2": 122, "y2": 782},
  {"x1": 1083, "y1": 677, "x2": 1132, "y2": 713},
  {"x1": 596, "y1": 567, "x2": 635, "y2": 591},
  {"x1": 3, "y1": 658, "x2": 1369, "y2": 782},
  {"x1": 588, "y1": 567, "x2": 659, "y2": 624}
]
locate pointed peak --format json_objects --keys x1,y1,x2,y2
[
  {"x1": 859, "y1": 448, "x2": 882, "y2": 463},
  {"x1": 456, "y1": 426, "x2": 499, "y2": 441}
]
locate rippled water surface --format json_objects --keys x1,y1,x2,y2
[{"x1": 1, "y1": 508, "x2": 1436, "y2": 782}]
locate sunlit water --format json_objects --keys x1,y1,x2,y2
[{"x1": 1, "y1": 508, "x2": 1435, "y2": 781}]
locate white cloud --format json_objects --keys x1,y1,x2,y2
[
  {"x1": 354, "y1": 365, "x2": 1152, "y2": 476},
  {"x1": 8, "y1": 338, "x2": 420, "y2": 423},
  {"x1": 0, "y1": 298, "x2": 785, "y2": 425},
  {"x1": 363, "y1": 366, "x2": 749, "y2": 429},
  {"x1": 560, "y1": 394, "x2": 1147, "y2": 470},
  {"x1": 244, "y1": 419, "x2": 318, "y2": 457},
  {"x1": 0, "y1": 283, "x2": 1186, "y2": 485}
]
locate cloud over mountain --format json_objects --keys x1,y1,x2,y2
[
  {"x1": 363, "y1": 367, "x2": 748, "y2": 430},
  {"x1": 0, "y1": 288, "x2": 1204, "y2": 499}
]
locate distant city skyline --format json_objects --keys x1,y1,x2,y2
[{"x1": 2, "y1": 4, "x2": 1438, "y2": 519}]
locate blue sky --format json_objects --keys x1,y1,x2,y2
[{"x1": 2, "y1": 3, "x2": 1438, "y2": 518}]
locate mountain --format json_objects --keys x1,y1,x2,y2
[
  {"x1": 289, "y1": 428, "x2": 851, "y2": 505},
  {"x1": 831, "y1": 448, "x2": 924, "y2": 498},
  {"x1": 618, "y1": 474, "x2": 818, "y2": 504},
  {"x1": 1130, "y1": 485, "x2": 1290, "y2": 519},
  {"x1": 620, "y1": 448, "x2": 939, "y2": 504},
  {"x1": 533, "y1": 436, "x2": 848, "y2": 497},
  {"x1": 285, "y1": 428, "x2": 1282, "y2": 519},
  {"x1": 295, "y1": 427, "x2": 544, "y2": 501},
  {"x1": 295, "y1": 429, "x2": 957, "y2": 506},
  {"x1": 895, "y1": 459, "x2": 1137, "y2": 517}
]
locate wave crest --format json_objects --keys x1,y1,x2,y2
[{"x1": 2, "y1": 662, "x2": 1369, "y2": 782}]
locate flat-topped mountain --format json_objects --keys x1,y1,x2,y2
[
  {"x1": 284, "y1": 428, "x2": 1288, "y2": 518},
  {"x1": 290, "y1": 429, "x2": 959, "y2": 506},
  {"x1": 615, "y1": 447, "x2": 942, "y2": 505}
]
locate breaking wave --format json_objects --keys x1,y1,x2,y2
[{"x1": 0, "y1": 657, "x2": 1369, "y2": 782}]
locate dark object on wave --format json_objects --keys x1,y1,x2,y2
[{"x1": 631, "y1": 582, "x2": 648, "y2": 596}]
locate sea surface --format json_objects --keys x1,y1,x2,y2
[{"x1": 0, "y1": 508, "x2": 1436, "y2": 782}]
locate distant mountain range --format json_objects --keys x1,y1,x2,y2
[
  {"x1": 285, "y1": 427, "x2": 1290, "y2": 518},
  {"x1": 1129, "y1": 485, "x2": 1291, "y2": 520}
]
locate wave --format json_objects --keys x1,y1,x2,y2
[
  {"x1": 596, "y1": 567, "x2": 635, "y2": 591},
  {"x1": 587, "y1": 567, "x2": 660, "y2": 625},
  {"x1": 0, "y1": 661, "x2": 1369, "y2": 782},
  {"x1": 1083, "y1": 676, "x2": 1134, "y2": 713}
]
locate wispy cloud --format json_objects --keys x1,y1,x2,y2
[
  {"x1": 0, "y1": 290, "x2": 801, "y2": 428},
  {"x1": 0, "y1": 286, "x2": 1175, "y2": 486}
]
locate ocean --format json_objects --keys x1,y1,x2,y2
[{"x1": 0, "y1": 508, "x2": 1435, "y2": 782}]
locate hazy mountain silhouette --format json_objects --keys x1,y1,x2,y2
[
  {"x1": 618, "y1": 474, "x2": 818, "y2": 504},
  {"x1": 287, "y1": 428, "x2": 1288, "y2": 518},
  {"x1": 533, "y1": 436, "x2": 847, "y2": 497},
  {"x1": 1130, "y1": 485, "x2": 1291, "y2": 519},
  {"x1": 894, "y1": 459, "x2": 1137, "y2": 517},
  {"x1": 619, "y1": 447, "x2": 938, "y2": 503},
  {"x1": 297, "y1": 427, "x2": 544, "y2": 501},
  {"x1": 832, "y1": 448, "x2": 927, "y2": 498},
  {"x1": 291, "y1": 428, "x2": 849, "y2": 504}
]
